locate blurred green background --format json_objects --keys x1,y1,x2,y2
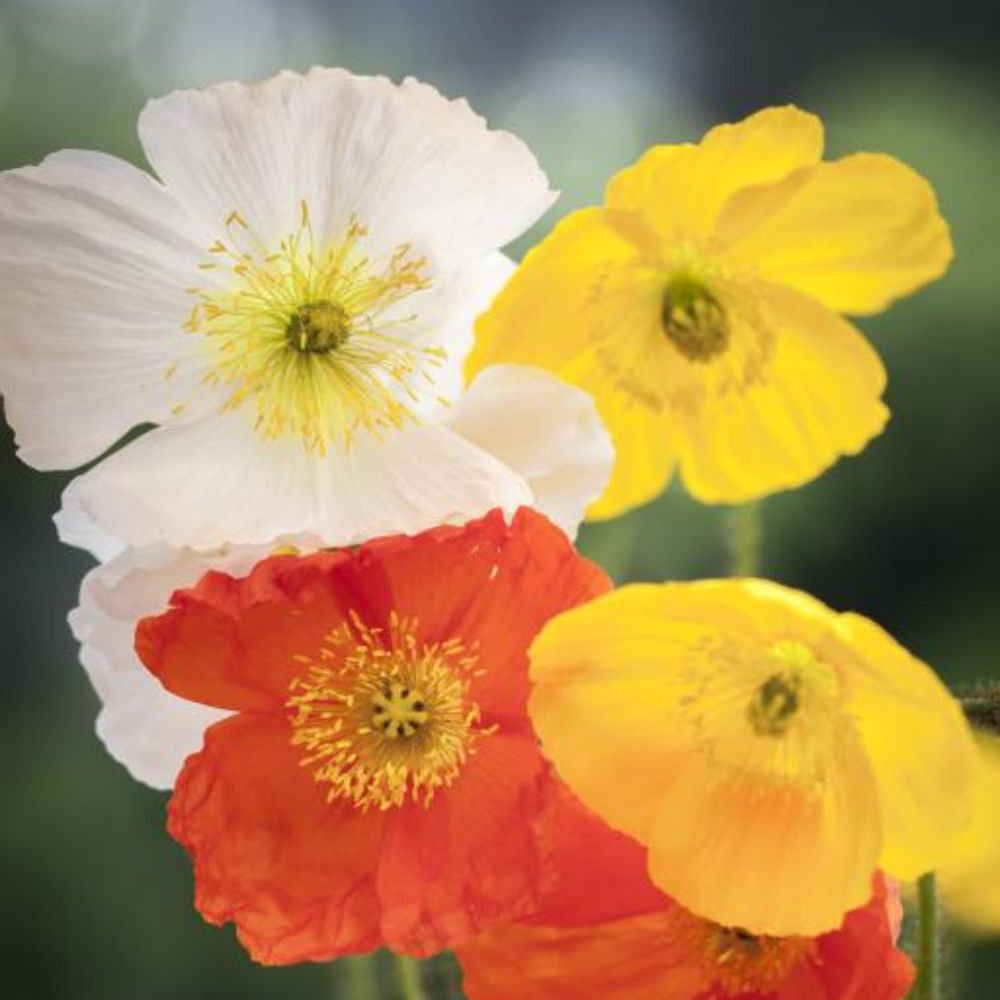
[{"x1": 0, "y1": 0, "x2": 997, "y2": 997}]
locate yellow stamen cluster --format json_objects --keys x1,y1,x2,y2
[
  {"x1": 183, "y1": 202, "x2": 446, "y2": 452},
  {"x1": 748, "y1": 639, "x2": 837, "y2": 739},
  {"x1": 286, "y1": 611, "x2": 492, "y2": 811},
  {"x1": 583, "y1": 253, "x2": 772, "y2": 416}
]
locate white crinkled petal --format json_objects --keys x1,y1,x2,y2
[
  {"x1": 53, "y1": 499, "x2": 125, "y2": 563},
  {"x1": 57, "y1": 409, "x2": 534, "y2": 552},
  {"x1": 405, "y1": 251, "x2": 515, "y2": 415},
  {"x1": 446, "y1": 365, "x2": 613, "y2": 538},
  {"x1": 138, "y1": 67, "x2": 556, "y2": 271},
  {"x1": 69, "y1": 545, "x2": 283, "y2": 789},
  {"x1": 0, "y1": 150, "x2": 211, "y2": 470}
]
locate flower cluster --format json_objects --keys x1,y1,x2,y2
[{"x1": 2, "y1": 66, "x2": 997, "y2": 999}]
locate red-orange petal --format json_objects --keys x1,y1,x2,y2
[
  {"x1": 368, "y1": 508, "x2": 611, "y2": 722},
  {"x1": 526, "y1": 783, "x2": 671, "y2": 928},
  {"x1": 170, "y1": 719, "x2": 579, "y2": 961},
  {"x1": 791, "y1": 877, "x2": 914, "y2": 1000},
  {"x1": 136, "y1": 550, "x2": 357, "y2": 712},
  {"x1": 375, "y1": 731, "x2": 561, "y2": 955},
  {"x1": 169, "y1": 713, "x2": 387, "y2": 964},
  {"x1": 137, "y1": 509, "x2": 609, "y2": 719},
  {"x1": 456, "y1": 876, "x2": 913, "y2": 1000}
]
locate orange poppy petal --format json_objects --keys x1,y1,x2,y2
[
  {"x1": 456, "y1": 876, "x2": 912, "y2": 1000},
  {"x1": 346, "y1": 509, "x2": 608, "y2": 724},
  {"x1": 138, "y1": 509, "x2": 607, "y2": 720},
  {"x1": 462, "y1": 509, "x2": 612, "y2": 719},
  {"x1": 375, "y1": 731, "x2": 560, "y2": 955},
  {"x1": 169, "y1": 713, "x2": 386, "y2": 964},
  {"x1": 526, "y1": 784, "x2": 671, "y2": 928},
  {"x1": 135, "y1": 551, "x2": 357, "y2": 711}
]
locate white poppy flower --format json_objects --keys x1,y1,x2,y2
[{"x1": 0, "y1": 68, "x2": 609, "y2": 549}]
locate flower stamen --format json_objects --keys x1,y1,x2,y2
[
  {"x1": 184, "y1": 203, "x2": 443, "y2": 453},
  {"x1": 286, "y1": 611, "x2": 493, "y2": 811}
]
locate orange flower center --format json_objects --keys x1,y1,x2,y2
[
  {"x1": 666, "y1": 906, "x2": 815, "y2": 994},
  {"x1": 709, "y1": 924, "x2": 812, "y2": 994},
  {"x1": 285, "y1": 611, "x2": 492, "y2": 811}
]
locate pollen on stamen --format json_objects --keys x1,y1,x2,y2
[
  {"x1": 180, "y1": 202, "x2": 441, "y2": 454},
  {"x1": 286, "y1": 611, "x2": 492, "y2": 812}
]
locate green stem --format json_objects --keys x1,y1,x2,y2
[
  {"x1": 725, "y1": 502, "x2": 762, "y2": 577},
  {"x1": 393, "y1": 955, "x2": 428, "y2": 1000},
  {"x1": 338, "y1": 955, "x2": 380, "y2": 999},
  {"x1": 913, "y1": 872, "x2": 940, "y2": 1000}
]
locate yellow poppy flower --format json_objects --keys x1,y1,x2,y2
[
  {"x1": 468, "y1": 107, "x2": 953, "y2": 515},
  {"x1": 938, "y1": 730, "x2": 1000, "y2": 932},
  {"x1": 528, "y1": 579, "x2": 976, "y2": 936}
]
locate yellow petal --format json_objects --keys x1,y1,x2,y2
[
  {"x1": 715, "y1": 153, "x2": 953, "y2": 315},
  {"x1": 839, "y1": 611, "x2": 977, "y2": 881},
  {"x1": 647, "y1": 734, "x2": 881, "y2": 936},
  {"x1": 529, "y1": 584, "x2": 704, "y2": 842},
  {"x1": 606, "y1": 106, "x2": 823, "y2": 242},
  {"x1": 465, "y1": 207, "x2": 639, "y2": 377},
  {"x1": 586, "y1": 393, "x2": 675, "y2": 520},
  {"x1": 676, "y1": 282, "x2": 888, "y2": 503},
  {"x1": 939, "y1": 731, "x2": 1000, "y2": 932}
]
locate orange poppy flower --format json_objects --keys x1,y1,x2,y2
[
  {"x1": 135, "y1": 509, "x2": 610, "y2": 964},
  {"x1": 456, "y1": 786, "x2": 914, "y2": 1000}
]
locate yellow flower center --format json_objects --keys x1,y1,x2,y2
[
  {"x1": 371, "y1": 681, "x2": 430, "y2": 739},
  {"x1": 286, "y1": 611, "x2": 492, "y2": 811},
  {"x1": 679, "y1": 635, "x2": 844, "y2": 789},
  {"x1": 745, "y1": 639, "x2": 843, "y2": 740},
  {"x1": 582, "y1": 253, "x2": 772, "y2": 418},
  {"x1": 182, "y1": 203, "x2": 445, "y2": 453},
  {"x1": 661, "y1": 272, "x2": 730, "y2": 362},
  {"x1": 285, "y1": 301, "x2": 351, "y2": 354},
  {"x1": 747, "y1": 672, "x2": 801, "y2": 737}
]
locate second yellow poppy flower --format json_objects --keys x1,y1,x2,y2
[{"x1": 529, "y1": 579, "x2": 976, "y2": 936}]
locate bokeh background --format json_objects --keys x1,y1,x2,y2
[{"x1": 0, "y1": 0, "x2": 998, "y2": 997}]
